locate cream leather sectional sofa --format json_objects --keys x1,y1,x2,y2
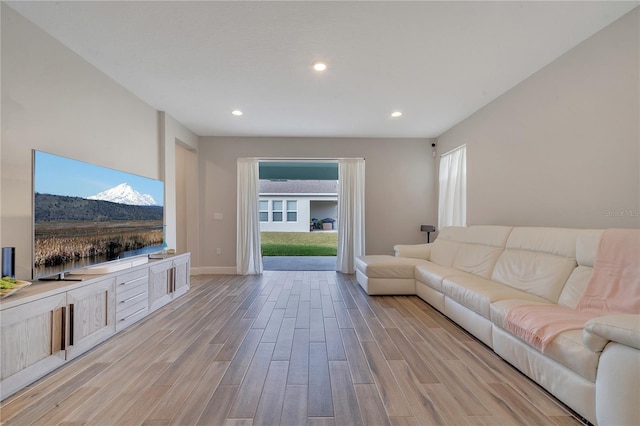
[{"x1": 355, "y1": 226, "x2": 639, "y2": 425}]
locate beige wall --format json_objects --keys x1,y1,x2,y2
[
  {"x1": 176, "y1": 142, "x2": 199, "y2": 264},
  {"x1": 196, "y1": 137, "x2": 436, "y2": 272},
  {"x1": 160, "y1": 112, "x2": 199, "y2": 250},
  {"x1": 0, "y1": 6, "x2": 193, "y2": 278},
  {"x1": 436, "y1": 8, "x2": 640, "y2": 229}
]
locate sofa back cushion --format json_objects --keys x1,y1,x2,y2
[
  {"x1": 452, "y1": 226, "x2": 513, "y2": 279},
  {"x1": 575, "y1": 229, "x2": 604, "y2": 268},
  {"x1": 453, "y1": 245, "x2": 505, "y2": 279},
  {"x1": 457, "y1": 225, "x2": 514, "y2": 247},
  {"x1": 430, "y1": 227, "x2": 466, "y2": 267},
  {"x1": 492, "y1": 227, "x2": 579, "y2": 303},
  {"x1": 558, "y1": 230, "x2": 603, "y2": 308}
]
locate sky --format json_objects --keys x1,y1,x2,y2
[{"x1": 34, "y1": 150, "x2": 164, "y2": 206}]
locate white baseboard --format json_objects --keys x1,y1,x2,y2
[{"x1": 190, "y1": 266, "x2": 237, "y2": 275}]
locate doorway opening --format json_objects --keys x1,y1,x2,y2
[{"x1": 258, "y1": 161, "x2": 338, "y2": 271}]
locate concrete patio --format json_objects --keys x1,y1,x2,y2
[{"x1": 262, "y1": 256, "x2": 337, "y2": 271}]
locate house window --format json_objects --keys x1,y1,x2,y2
[
  {"x1": 438, "y1": 145, "x2": 466, "y2": 229},
  {"x1": 259, "y1": 200, "x2": 268, "y2": 222},
  {"x1": 287, "y1": 200, "x2": 297, "y2": 222},
  {"x1": 272, "y1": 200, "x2": 283, "y2": 222}
]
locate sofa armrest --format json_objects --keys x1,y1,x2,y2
[
  {"x1": 393, "y1": 243, "x2": 430, "y2": 260},
  {"x1": 583, "y1": 314, "x2": 640, "y2": 352}
]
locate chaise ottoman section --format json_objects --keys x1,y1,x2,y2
[{"x1": 355, "y1": 255, "x2": 425, "y2": 295}]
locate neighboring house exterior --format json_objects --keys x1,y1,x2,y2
[{"x1": 259, "y1": 180, "x2": 338, "y2": 232}]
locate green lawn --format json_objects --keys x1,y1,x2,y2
[{"x1": 261, "y1": 232, "x2": 338, "y2": 256}]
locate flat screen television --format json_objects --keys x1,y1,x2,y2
[{"x1": 33, "y1": 150, "x2": 164, "y2": 279}]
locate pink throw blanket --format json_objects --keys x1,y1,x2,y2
[
  {"x1": 505, "y1": 229, "x2": 640, "y2": 352},
  {"x1": 577, "y1": 229, "x2": 640, "y2": 313},
  {"x1": 505, "y1": 305, "x2": 597, "y2": 351}
]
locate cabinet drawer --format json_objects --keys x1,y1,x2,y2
[
  {"x1": 116, "y1": 276, "x2": 147, "y2": 302},
  {"x1": 116, "y1": 268, "x2": 148, "y2": 284},
  {"x1": 116, "y1": 299, "x2": 149, "y2": 322},
  {"x1": 116, "y1": 300, "x2": 148, "y2": 332},
  {"x1": 117, "y1": 281, "x2": 147, "y2": 303},
  {"x1": 116, "y1": 290, "x2": 148, "y2": 313},
  {"x1": 116, "y1": 269, "x2": 148, "y2": 289},
  {"x1": 117, "y1": 274, "x2": 147, "y2": 290}
]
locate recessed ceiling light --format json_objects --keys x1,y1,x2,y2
[
  {"x1": 232, "y1": 110, "x2": 243, "y2": 116},
  {"x1": 313, "y1": 62, "x2": 327, "y2": 72},
  {"x1": 391, "y1": 111, "x2": 402, "y2": 118}
]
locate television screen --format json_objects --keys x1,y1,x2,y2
[{"x1": 33, "y1": 150, "x2": 164, "y2": 279}]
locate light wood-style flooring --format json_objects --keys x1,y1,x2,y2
[{"x1": 0, "y1": 272, "x2": 586, "y2": 425}]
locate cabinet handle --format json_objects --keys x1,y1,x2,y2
[
  {"x1": 120, "y1": 292, "x2": 145, "y2": 304},
  {"x1": 69, "y1": 303, "x2": 75, "y2": 346},
  {"x1": 119, "y1": 276, "x2": 146, "y2": 286},
  {"x1": 120, "y1": 307, "x2": 146, "y2": 322},
  {"x1": 172, "y1": 268, "x2": 176, "y2": 292},
  {"x1": 60, "y1": 306, "x2": 67, "y2": 351}
]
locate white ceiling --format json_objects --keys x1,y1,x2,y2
[{"x1": 6, "y1": 1, "x2": 638, "y2": 138}]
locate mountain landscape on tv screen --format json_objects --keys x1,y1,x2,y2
[
  {"x1": 34, "y1": 194, "x2": 163, "y2": 222},
  {"x1": 34, "y1": 183, "x2": 163, "y2": 274},
  {"x1": 87, "y1": 182, "x2": 158, "y2": 206},
  {"x1": 35, "y1": 183, "x2": 162, "y2": 222}
]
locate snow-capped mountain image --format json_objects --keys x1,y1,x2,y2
[{"x1": 87, "y1": 183, "x2": 158, "y2": 206}]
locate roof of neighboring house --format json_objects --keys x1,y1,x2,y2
[{"x1": 259, "y1": 180, "x2": 337, "y2": 194}]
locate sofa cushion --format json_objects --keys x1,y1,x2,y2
[
  {"x1": 557, "y1": 230, "x2": 603, "y2": 308},
  {"x1": 442, "y1": 273, "x2": 549, "y2": 319},
  {"x1": 491, "y1": 228, "x2": 580, "y2": 304},
  {"x1": 558, "y1": 266, "x2": 593, "y2": 309},
  {"x1": 491, "y1": 299, "x2": 599, "y2": 381},
  {"x1": 490, "y1": 298, "x2": 550, "y2": 328},
  {"x1": 430, "y1": 238, "x2": 461, "y2": 267},
  {"x1": 453, "y1": 244, "x2": 504, "y2": 279},
  {"x1": 502, "y1": 227, "x2": 580, "y2": 258},
  {"x1": 414, "y1": 262, "x2": 458, "y2": 293},
  {"x1": 355, "y1": 255, "x2": 427, "y2": 279},
  {"x1": 429, "y1": 226, "x2": 512, "y2": 268},
  {"x1": 576, "y1": 230, "x2": 605, "y2": 268},
  {"x1": 492, "y1": 250, "x2": 576, "y2": 302},
  {"x1": 455, "y1": 225, "x2": 513, "y2": 247}
]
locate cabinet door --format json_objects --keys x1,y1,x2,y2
[
  {"x1": 149, "y1": 260, "x2": 172, "y2": 312},
  {"x1": 172, "y1": 255, "x2": 190, "y2": 298},
  {"x1": 65, "y1": 277, "x2": 116, "y2": 360},
  {"x1": 0, "y1": 293, "x2": 67, "y2": 399}
]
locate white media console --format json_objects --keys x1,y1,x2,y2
[{"x1": 0, "y1": 252, "x2": 190, "y2": 400}]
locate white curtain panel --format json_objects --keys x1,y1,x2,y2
[
  {"x1": 438, "y1": 145, "x2": 467, "y2": 230},
  {"x1": 236, "y1": 158, "x2": 263, "y2": 275},
  {"x1": 337, "y1": 158, "x2": 366, "y2": 274}
]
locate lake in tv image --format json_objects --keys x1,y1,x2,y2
[{"x1": 33, "y1": 151, "x2": 164, "y2": 279}]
